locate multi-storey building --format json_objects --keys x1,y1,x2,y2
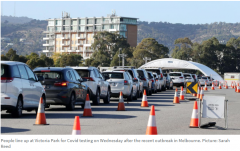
[{"x1": 42, "y1": 12, "x2": 138, "y2": 59}]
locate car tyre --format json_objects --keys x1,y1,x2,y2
[
  {"x1": 12, "y1": 97, "x2": 23, "y2": 118},
  {"x1": 92, "y1": 89, "x2": 100, "y2": 105},
  {"x1": 127, "y1": 89, "x2": 133, "y2": 101},
  {"x1": 103, "y1": 89, "x2": 111, "y2": 104},
  {"x1": 66, "y1": 93, "x2": 75, "y2": 111}
]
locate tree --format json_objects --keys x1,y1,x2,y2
[
  {"x1": 40, "y1": 53, "x2": 54, "y2": 67},
  {"x1": 26, "y1": 52, "x2": 39, "y2": 60},
  {"x1": 1, "y1": 54, "x2": 9, "y2": 61},
  {"x1": 132, "y1": 38, "x2": 169, "y2": 67},
  {"x1": 5, "y1": 48, "x2": 19, "y2": 61},
  {"x1": 59, "y1": 53, "x2": 82, "y2": 67}
]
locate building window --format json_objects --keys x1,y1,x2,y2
[
  {"x1": 48, "y1": 20, "x2": 54, "y2": 26},
  {"x1": 79, "y1": 19, "x2": 85, "y2": 25},
  {"x1": 72, "y1": 20, "x2": 77, "y2": 25},
  {"x1": 102, "y1": 25, "x2": 109, "y2": 30},
  {"x1": 120, "y1": 32, "x2": 126, "y2": 38},
  {"x1": 120, "y1": 24, "x2": 127, "y2": 31},
  {"x1": 55, "y1": 20, "x2": 62, "y2": 26},
  {"x1": 87, "y1": 19, "x2": 93, "y2": 24},
  {"x1": 95, "y1": 19, "x2": 101, "y2": 24}
]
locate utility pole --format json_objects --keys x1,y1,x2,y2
[
  {"x1": 119, "y1": 48, "x2": 122, "y2": 66},
  {"x1": 118, "y1": 51, "x2": 127, "y2": 67},
  {"x1": 143, "y1": 57, "x2": 151, "y2": 64}
]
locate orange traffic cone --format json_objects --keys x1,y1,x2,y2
[
  {"x1": 146, "y1": 105, "x2": 157, "y2": 135},
  {"x1": 211, "y1": 82, "x2": 215, "y2": 90},
  {"x1": 83, "y1": 94, "x2": 93, "y2": 116},
  {"x1": 34, "y1": 97, "x2": 48, "y2": 125},
  {"x1": 237, "y1": 83, "x2": 240, "y2": 93},
  {"x1": 117, "y1": 91, "x2": 126, "y2": 110},
  {"x1": 173, "y1": 88, "x2": 180, "y2": 104},
  {"x1": 180, "y1": 86, "x2": 184, "y2": 100},
  {"x1": 219, "y1": 82, "x2": 222, "y2": 89},
  {"x1": 204, "y1": 82, "x2": 208, "y2": 91},
  {"x1": 225, "y1": 82, "x2": 228, "y2": 89},
  {"x1": 231, "y1": 81, "x2": 234, "y2": 88},
  {"x1": 141, "y1": 89, "x2": 149, "y2": 107},
  {"x1": 199, "y1": 87, "x2": 204, "y2": 100},
  {"x1": 72, "y1": 116, "x2": 81, "y2": 135},
  {"x1": 189, "y1": 101, "x2": 199, "y2": 128},
  {"x1": 197, "y1": 87, "x2": 201, "y2": 98}
]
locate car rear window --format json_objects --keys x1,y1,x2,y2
[
  {"x1": 200, "y1": 77, "x2": 207, "y2": 79},
  {"x1": 153, "y1": 74, "x2": 157, "y2": 78},
  {"x1": 75, "y1": 70, "x2": 90, "y2": 78},
  {"x1": 145, "y1": 69, "x2": 160, "y2": 75},
  {"x1": 148, "y1": 73, "x2": 153, "y2": 78},
  {"x1": 163, "y1": 73, "x2": 167, "y2": 77},
  {"x1": 137, "y1": 70, "x2": 144, "y2": 77},
  {"x1": 169, "y1": 73, "x2": 182, "y2": 76},
  {"x1": 34, "y1": 71, "x2": 62, "y2": 79},
  {"x1": 1, "y1": 64, "x2": 10, "y2": 77},
  {"x1": 102, "y1": 72, "x2": 124, "y2": 79}
]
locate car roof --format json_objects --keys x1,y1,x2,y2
[
  {"x1": 70, "y1": 66, "x2": 96, "y2": 70},
  {"x1": 33, "y1": 67, "x2": 72, "y2": 71},
  {"x1": 102, "y1": 71, "x2": 125, "y2": 73},
  {"x1": 1, "y1": 61, "x2": 26, "y2": 65},
  {"x1": 170, "y1": 72, "x2": 182, "y2": 73}
]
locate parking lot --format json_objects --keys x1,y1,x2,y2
[{"x1": 1, "y1": 86, "x2": 240, "y2": 135}]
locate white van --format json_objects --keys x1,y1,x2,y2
[{"x1": 1, "y1": 61, "x2": 46, "y2": 117}]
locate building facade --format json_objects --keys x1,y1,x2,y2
[{"x1": 42, "y1": 12, "x2": 138, "y2": 59}]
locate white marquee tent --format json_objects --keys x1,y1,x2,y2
[{"x1": 140, "y1": 58, "x2": 223, "y2": 81}]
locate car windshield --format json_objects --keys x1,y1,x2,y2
[
  {"x1": 185, "y1": 76, "x2": 191, "y2": 79},
  {"x1": 169, "y1": 73, "x2": 182, "y2": 76},
  {"x1": 102, "y1": 72, "x2": 124, "y2": 79}
]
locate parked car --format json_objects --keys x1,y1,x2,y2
[
  {"x1": 135, "y1": 69, "x2": 152, "y2": 96},
  {"x1": 33, "y1": 67, "x2": 89, "y2": 110},
  {"x1": 198, "y1": 76, "x2": 209, "y2": 86},
  {"x1": 102, "y1": 71, "x2": 138, "y2": 100},
  {"x1": 71, "y1": 66, "x2": 111, "y2": 105},
  {"x1": 191, "y1": 74, "x2": 198, "y2": 82},
  {"x1": 204, "y1": 76, "x2": 213, "y2": 86},
  {"x1": 147, "y1": 72, "x2": 157, "y2": 93},
  {"x1": 183, "y1": 73, "x2": 195, "y2": 83},
  {"x1": 1, "y1": 61, "x2": 46, "y2": 117},
  {"x1": 169, "y1": 72, "x2": 185, "y2": 87},
  {"x1": 112, "y1": 66, "x2": 143, "y2": 98},
  {"x1": 152, "y1": 72, "x2": 161, "y2": 91},
  {"x1": 163, "y1": 73, "x2": 173, "y2": 89},
  {"x1": 142, "y1": 68, "x2": 166, "y2": 91}
]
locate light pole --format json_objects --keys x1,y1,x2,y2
[
  {"x1": 143, "y1": 57, "x2": 151, "y2": 64},
  {"x1": 119, "y1": 48, "x2": 122, "y2": 66}
]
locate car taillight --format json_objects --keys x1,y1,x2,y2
[
  {"x1": 152, "y1": 79, "x2": 154, "y2": 82},
  {"x1": 179, "y1": 77, "x2": 183, "y2": 79},
  {"x1": 54, "y1": 81, "x2": 69, "y2": 87},
  {"x1": 83, "y1": 77, "x2": 94, "y2": 81},
  {"x1": 142, "y1": 78, "x2": 146, "y2": 81},
  {"x1": 1, "y1": 77, "x2": 14, "y2": 83},
  {"x1": 161, "y1": 73, "x2": 163, "y2": 78},
  {"x1": 124, "y1": 80, "x2": 128, "y2": 85}
]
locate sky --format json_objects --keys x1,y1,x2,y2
[{"x1": 1, "y1": 1, "x2": 240, "y2": 24}]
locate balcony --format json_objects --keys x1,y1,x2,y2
[
  {"x1": 85, "y1": 49, "x2": 94, "y2": 53},
  {"x1": 42, "y1": 49, "x2": 54, "y2": 52},
  {"x1": 43, "y1": 43, "x2": 54, "y2": 47},
  {"x1": 62, "y1": 37, "x2": 70, "y2": 40},
  {"x1": 62, "y1": 43, "x2": 70, "y2": 46},
  {"x1": 77, "y1": 36, "x2": 86, "y2": 39},
  {"x1": 77, "y1": 43, "x2": 84, "y2": 46},
  {"x1": 43, "y1": 37, "x2": 54, "y2": 40},
  {"x1": 76, "y1": 50, "x2": 83, "y2": 52}
]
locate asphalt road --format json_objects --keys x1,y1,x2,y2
[{"x1": 1, "y1": 86, "x2": 240, "y2": 135}]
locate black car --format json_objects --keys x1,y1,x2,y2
[{"x1": 33, "y1": 67, "x2": 89, "y2": 110}]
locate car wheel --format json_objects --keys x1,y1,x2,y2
[
  {"x1": 92, "y1": 89, "x2": 100, "y2": 105},
  {"x1": 66, "y1": 93, "x2": 75, "y2": 111},
  {"x1": 103, "y1": 89, "x2": 110, "y2": 104},
  {"x1": 133, "y1": 90, "x2": 138, "y2": 100},
  {"x1": 12, "y1": 97, "x2": 23, "y2": 118},
  {"x1": 127, "y1": 89, "x2": 133, "y2": 101}
]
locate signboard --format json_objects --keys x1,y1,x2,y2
[
  {"x1": 186, "y1": 82, "x2": 198, "y2": 94},
  {"x1": 202, "y1": 96, "x2": 225, "y2": 119}
]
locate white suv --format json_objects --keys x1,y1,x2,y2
[
  {"x1": 169, "y1": 72, "x2": 186, "y2": 87},
  {"x1": 71, "y1": 67, "x2": 111, "y2": 105},
  {"x1": 1, "y1": 61, "x2": 46, "y2": 117},
  {"x1": 183, "y1": 73, "x2": 195, "y2": 83}
]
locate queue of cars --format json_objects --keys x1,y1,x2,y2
[{"x1": 1, "y1": 61, "x2": 214, "y2": 117}]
